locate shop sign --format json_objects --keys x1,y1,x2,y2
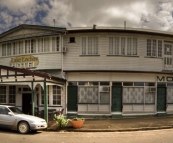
[
  {"x1": 10, "y1": 55, "x2": 39, "y2": 69},
  {"x1": 157, "y1": 76, "x2": 173, "y2": 82}
]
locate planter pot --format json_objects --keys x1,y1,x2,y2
[{"x1": 70, "y1": 119, "x2": 85, "y2": 129}]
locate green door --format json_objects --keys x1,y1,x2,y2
[
  {"x1": 112, "y1": 86, "x2": 122, "y2": 112},
  {"x1": 157, "y1": 87, "x2": 166, "y2": 111},
  {"x1": 67, "y1": 86, "x2": 77, "y2": 111}
]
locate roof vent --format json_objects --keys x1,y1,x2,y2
[{"x1": 93, "y1": 24, "x2": 97, "y2": 29}]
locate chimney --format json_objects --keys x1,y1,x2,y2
[
  {"x1": 93, "y1": 24, "x2": 97, "y2": 29},
  {"x1": 124, "y1": 21, "x2": 126, "y2": 30}
]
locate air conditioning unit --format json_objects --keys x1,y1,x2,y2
[
  {"x1": 63, "y1": 47, "x2": 67, "y2": 52},
  {"x1": 149, "y1": 87, "x2": 156, "y2": 92},
  {"x1": 99, "y1": 86, "x2": 110, "y2": 92}
]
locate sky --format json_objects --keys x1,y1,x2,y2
[{"x1": 0, "y1": 0, "x2": 173, "y2": 33}]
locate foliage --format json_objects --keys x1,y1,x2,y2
[
  {"x1": 54, "y1": 114, "x2": 69, "y2": 128},
  {"x1": 72, "y1": 117, "x2": 84, "y2": 121}
]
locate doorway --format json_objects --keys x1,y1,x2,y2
[
  {"x1": 22, "y1": 93, "x2": 32, "y2": 115},
  {"x1": 157, "y1": 87, "x2": 166, "y2": 112}
]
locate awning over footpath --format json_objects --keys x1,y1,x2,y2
[{"x1": 0, "y1": 65, "x2": 66, "y2": 122}]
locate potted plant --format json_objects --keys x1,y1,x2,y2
[{"x1": 69, "y1": 117, "x2": 85, "y2": 129}]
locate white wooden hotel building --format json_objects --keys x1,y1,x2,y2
[{"x1": 0, "y1": 24, "x2": 173, "y2": 121}]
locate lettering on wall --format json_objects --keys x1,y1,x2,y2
[
  {"x1": 157, "y1": 76, "x2": 173, "y2": 82},
  {"x1": 10, "y1": 55, "x2": 39, "y2": 68}
]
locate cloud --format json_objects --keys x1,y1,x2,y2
[{"x1": 0, "y1": 0, "x2": 173, "y2": 33}]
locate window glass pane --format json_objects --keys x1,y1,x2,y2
[
  {"x1": 100, "y1": 92, "x2": 110, "y2": 104},
  {"x1": 115, "y1": 37, "x2": 119, "y2": 55},
  {"x1": 112, "y1": 82, "x2": 122, "y2": 86},
  {"x1": 82, "y1": 37, "x2": 86, "y2": 55},
  {"x1": 133, "y1": 38, "x2": 137, "y2": 55},
  {"x1": 78, "y1": 87, "x2": 98, "y2": 103},
  {"x1": 69, "y1": 37, "x2": 75, "y2": 43},
  {"x1": 89, "y1": 82, "x2": 98, "y2": 86},
  {"x1": 0, "y1": 86, "x2": 6, "y2": 103},
  {"x1": 68, "y1": 82, "x2": 77, "y2": 86},
  {"x1": 152, "y1": 39, "x2": 156, "y2": 56},
  {"x1": 88, "y1": 37, "x2": 92, "y2": 54},
  {"x1": 109, "y1": 37, "x2": 113, "y2": 55},
  {"x1": 93, "y1": 37, "x2": 98, "y2": 54},
  {"x1": 157, "y1": 82, "x2": 166, "y2": 86},
  {"x1": 100, "y1": 82, "x2": 110, "y2": 86},
  {"x1": 134, "y1": 82, "x2": 144, "y2": 86},
  {"x1": 7, "y1": 43, "x2": 11, "y2": 56},
  {"x1": 123, "y1": 82, "x2": 133, "y2": 86},
  {"x1": 121, "y1": 37, "x2": 125, "y2": 55},
  {"x1": 167, "y1": 83, "x2": 173, "y2": 86},
  {"x1": 78, "y1": 82, "x2": 87, "y2": 85},
  {"x1": 147, "y1": 39, "x2": 151, "y2": 56},
  {"x1": 123, "y1": 87, "x2": 144, "y2": 103},
  {"x1": 158, "y1": 40, "x2": 162, "y2": 57},
  {"x1": 53, "y1": 85, "x2": 61, "y2": 105},
  {"x1": 127, "y1": 38, "x2": 132, "y2": 55},
  {"x1": 145, "y1": 83, "x2": 155, "y2": 86}
]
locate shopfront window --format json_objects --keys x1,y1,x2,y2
[
  {"x1": 78, "y1": 87, "x2": 98, "y2": 103},
  {"x1": 9, "y1": 86, "x2": 16, "y2": 104},
  {"x1": 53, "y1": 85, "x2": 61, "y2": 105},
  {"x1": 0, "y1": 86, "x2": 6, "y2": 103}
]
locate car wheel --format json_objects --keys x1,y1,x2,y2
[{"x1": 18, "y1": 122, "x2": 30, "y2": 134}]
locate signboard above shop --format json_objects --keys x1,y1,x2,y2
[{"x1": 10, "y1": 55, "x2": 39, "y2": 69}]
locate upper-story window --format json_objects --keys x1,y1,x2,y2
[
  {"x1": 81, "y1": 37, "x2": 99, "y2": 55},
  {"x1": 69, "y1": 37, "x2": 75, "y2": 43},
  {"x1": 52, "y1": 37, "x2": 60, "y2": 52},
  {"x1": 38, "y1": 37, "x2": 52, "y2": 53},
  {"x1": 146, "y1": 39, "x2": 162, "y2": 57},
  {"x1": 25, "y1": 39, "x2": 36, "y2": 54},
  {"x1": 1, "y1": 36, "x2": 60, "y2": 57},
  {"x1": 109, "y1": 37, "x2": 137, "y2": 56}
]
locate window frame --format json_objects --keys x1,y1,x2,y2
[
  {"x1": 108, "y1": 36, "x2": 138, "y2": 56},
  {"x1": 81, "y1": 36, "x2": 99, "y2": 55}
]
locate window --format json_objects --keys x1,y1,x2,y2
[
  {"x1": 164, "y1": 44, "x2": 172, "y2": 55},
  {"x1": 2, "y1": 44, "x2": 6, "y2": 56},
  {"x1": 44, "y1": 37, "x2": 49, "y2": 52},
  {"x1": 0, "y1": 86, "x2": 6, "y2": 103},
  {"x1": 69, "y1": 37, "x2": 75, "y2": 43},
  {"x1": 38, "y1": 38, "x2": 44, "y2": 52},
  {"x1": 41, "y1": 87, "x2": 49, "y2": 104},
  {"x1": 9, "y1": 86, "x2": 16, "y2": 104},
  {"x1": 52, "y1": 37, "x2": 59, "y2": 52},
  {"x1": 100, "y1": 92, "x2": 110, "y2": 104},
  {"x1": 123, "y1": 87, "x2": 144, "y2": 103},
  {"x1": 25, "y1": 39, "x2": 36, "y2": 54},
  {"x1": 81, "y1": 37, "x2": 99, "y2": 55},
  {"x1": 53, "y1": 86, "x2": 61, "y2": 105},
  {"x1": 109, "y1": 37, "x2": 137, "y2": 56},
  {"x1": 147, "y1": 39, "x2": 163, "y2": 57},
  {"x1": 78, "y1": 87, "x2": 98, "y2": 103},
  {"x1": 13, "y1": 42, "x2": 17, "y2": 55},
  {"x1": 7, "y1": 43, "x2": 11, "y2": 56},
  {"x1": 19, "y1": 41, "x2": 23, "y2": 54},
  {"x1": 158, "y1": 40, "x2": 162, "y2": 57}
]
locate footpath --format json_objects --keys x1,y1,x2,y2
[{"x1": 47, "y1": 115, "x2": 173, "y2": 132}]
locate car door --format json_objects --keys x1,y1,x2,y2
[{"x1": 0, "y1": 106, "x2": 15, "y2": 129}]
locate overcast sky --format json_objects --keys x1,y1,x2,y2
[{"x1": 0, "y1": 0, "x2": 173, "y2": 33}]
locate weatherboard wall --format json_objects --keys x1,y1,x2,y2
[{"x1": 63, "y1": 32, "x2": 173, "y2": 72}]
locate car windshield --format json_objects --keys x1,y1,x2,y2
[{"x1": 8, "y1": 107, "x2": 23, "y2": 114}]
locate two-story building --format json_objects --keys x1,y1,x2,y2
[
  {"x1": 64, "y1": 26, "x2": 173, "y2": 117},
  {"x1": 1, "y1": 24, "x2": 173, "y2": 121},
  {"x1": 0, "y1": 24, "x2": 67, "y2": 121}
]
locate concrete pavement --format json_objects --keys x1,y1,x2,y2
[{"x1": 47, "y1": 115, "x2": 173, "y2": 132}]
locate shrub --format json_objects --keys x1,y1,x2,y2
[{"x1": 54, "y1": 114, "x2": 69, "y2": 128}]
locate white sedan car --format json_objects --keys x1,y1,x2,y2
[{"x1": 0, "y1": 105, "x2": 47, "y2": 134}]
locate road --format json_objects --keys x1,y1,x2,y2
[{"x1": 1, "y1": 129, "x2": 173, "y2": 143}]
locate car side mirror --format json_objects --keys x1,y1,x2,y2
[{"x1": 8, "y1": 112, "x2": 13, "y2": 116}]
